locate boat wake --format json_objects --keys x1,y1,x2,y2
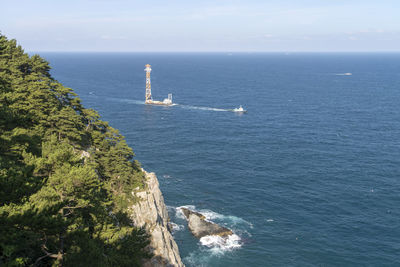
[
  {"x1": 335, "y1": 73, "x2": 352, "y2": 76},
  {"x1": 106, "y1": 97, "x2": 145, "y2": 105},
  {"x1": 98, "y1": 96, "x2": 243, "y2": 113},
  {"x1": 89, "y1": 94, "x2": 146, "y2": 105}
]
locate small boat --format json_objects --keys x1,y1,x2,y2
[{"x1": 233, "y1": 105, "x2": 247, "y2": 113}]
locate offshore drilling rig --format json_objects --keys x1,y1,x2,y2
[{"x1": 144, "y1": 64, "x2": 173, "y2": 105}]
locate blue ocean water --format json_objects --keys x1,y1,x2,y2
[{"x1": 42, "y1": 52, "x2": 400, "y2": 266}]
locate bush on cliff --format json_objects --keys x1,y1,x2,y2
[{"x1": 0, "y1": 34, "x2": 149, "y2": 266}]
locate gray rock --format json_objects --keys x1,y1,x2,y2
[
  {"x1": 180, "y1": 208, "x2": 233, "y2": 239},
  {"x1": 130, "y1": 171, "x2": 184, "y2": 267}
]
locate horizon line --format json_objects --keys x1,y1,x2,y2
[{"x1": 27, "y1": 50, "x2": 400, "y2": 54}]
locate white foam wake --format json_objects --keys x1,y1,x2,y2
[
  {"x1": 177, "y1": 104, "x2": 230, "y2": 112},
  {"x1": 96, "y1": 96, "x2": 243, "y2": 113},
  {"x1": 104, "y1": 96, "x2": 146, "y2": 105},
  {"x1": 335, "y1": 73, "x2": 352, "y2": 76}
]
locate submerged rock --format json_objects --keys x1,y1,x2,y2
[{"x1": 180, "y1": 207, "x2": 233, "y2": 238}]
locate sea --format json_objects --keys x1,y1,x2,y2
[{"x1": 41, "y1": 52, "x2": 400, "y2": 266}]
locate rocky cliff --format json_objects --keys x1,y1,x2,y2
[{"x1": 130, "y1": 171, "x2": 184, "y2": 267}]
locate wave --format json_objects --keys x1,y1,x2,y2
[
  {"x1": 175, "y1": 205, "x2": 196, "y2": 220},
  {"x1": 177, "y1": 104, "x2": 230, "y2": 112},
  {"x1": 183, "y1": 251, "x2": 210, "y2": 267},
  {"x1": 169, "y1": 222, "x2": 185, "y2": 232},
  {"x1": 176, "y1": 206, "x2": 252, "y2": 228},
  {"x1": 89, "y1": 95, "x2": 147, "y2": 105},
  {"x1": 106, "y1": 97, "x2": 145, "y2": 105},
  {"x1": 91, "y1": 95, "x2": 240, "y2": 113},
  {"x1": 172, "y1": 205, "x2": 253, "y2": 266},
  {"x1": 200, "y1": 210, "x2": 253, "y2": 227},
  {"x1": 200, "y1": 234, "x2": 241, "y2": 252},
  {"x1": 335, "y1": 73, "x2": 352, "y2": 76},
  {"x1": 175, "y1": 205, "x2": 253, "y2": 251}
]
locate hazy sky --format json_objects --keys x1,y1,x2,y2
[{"x1": 2, "y1": 0, "x2": 400, "y2": 52}]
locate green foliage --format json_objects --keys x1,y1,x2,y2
[{"x1": 0, "y1": 34, "x2": 149, "y2": 266}]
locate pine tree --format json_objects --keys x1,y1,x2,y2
[{"x1": 0, "y1": 34, "x2": 150, "y2": 266}]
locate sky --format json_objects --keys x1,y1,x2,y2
[{"x1": 1, "y1": 0, "x2": 400, "y2": 52}]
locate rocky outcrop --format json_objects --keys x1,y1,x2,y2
[
  {"x1": 180, "y1": 208, "x2": 233, "y2": 239},
  {"x1": 130, "y1": 171, "x2": 184, "y2": 267}
]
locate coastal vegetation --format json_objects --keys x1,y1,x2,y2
[{"x1": 0, "y1": 34, "x2": 150, "y2": 266}]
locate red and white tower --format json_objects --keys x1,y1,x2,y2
[{"x1": 144, "y1": 64, "x2": 152, "y2": 103}]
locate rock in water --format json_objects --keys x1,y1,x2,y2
[
  {"x1": 180, "y1": 208, "x2": 233, "y2": 238},
  {"x1": 181, "y1": 208, "x2": 205, "y2": 220}
]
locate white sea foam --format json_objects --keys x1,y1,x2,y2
[
  {"x1": 176, "y1": 205, "x2": 252, "y2": 227},
  {"x1": 198, "y1": 209, "x2": 253, "y2": 228},
  {"x1": 178, "y1": 104, "x2": 230, "y2": 112},
  {"x1": 184, "y1": 252, "x2": 210, "y2": 267},
  {"x1": 183, "y1": 235, "x2": 240, "y2": 267},
  {"x1": 175, "y1": 205, "x2": 251, "y2": 253},
  {"x1": 169, "y1": 222, "x2": 185, "y2": 232},
  {"x1": 123, "y1": 99, "x2": 146, "y2": 105},
  {"x1": 101, "y1": 97, "x2": 239, "y2": 113},
  {"x1": 175, "y1": 205, "x2": 196, "y2": 220},
  {"x1": 105, "y1": 96, "x2": 146, "y2": 105},
  {"x1": 335, "y1": 73, "x2": 352, "y2": 76},
  {"x1": 266, "y1": 219, "x2": 274, "y2": 222},
  {"x1": 200, "y1": 234, "x2": 242, "y2": 252},
  {"x1": 166, "y1": 205, "x2": 176, "y2": 213},
  {"x1": 197, "y1": 209, "x2": 223, "y2": 221}
]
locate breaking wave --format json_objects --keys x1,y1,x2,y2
[
  {"x1": 175, "y1": 205, "x2": 252, "y2": 253},
  {"x1": 200, "y1": 234, "x2": 241, "y2": 252},
  {"x1": 176, "y1": 206, "x2": 253, "y2": 229},
  {"x1": 175, "y1": 205, "x2": 196, "y2": 220},
  {"x1": 169, "y1": 222, "x2": 185, "y2": 232},
  {"x1": 177, "y1": 205, "x2": 253, "y2": 266}
]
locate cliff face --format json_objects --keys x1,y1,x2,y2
[{"x1": 130, "y1": 171, "x2": 184, "y2": 267}]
